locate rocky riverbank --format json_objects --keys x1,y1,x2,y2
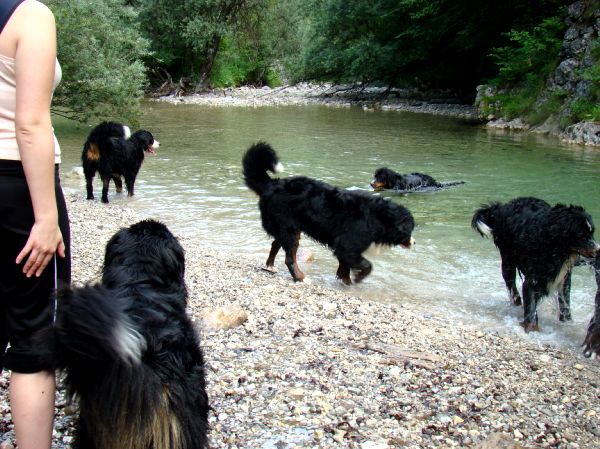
[
  {"x1": 1, "y1": 195, "x2": 599, "y2": 448},
  {"x1": 157, "y1": 83, "x2": 480, "y2": 122},
  {"x1": 157, "y1": 83, "x2": 600, "y2": 148}
]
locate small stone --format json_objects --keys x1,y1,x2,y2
[{"x1": 452, "y1": 416, "x2": 464, "y2": 425}]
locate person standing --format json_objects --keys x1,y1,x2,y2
[{"x1": 0, "y1": 1, "x2": 71, "y2": 448}]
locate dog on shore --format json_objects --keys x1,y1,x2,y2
[
  {"x1": 243, "y1": 142, "x2": 415, "y2": 284},
  {"x1": 39, "y1": 220, "x2": 209, "y2": 449},
  {"x1": 82, "y1": 121, "x2": 159, "y2": 203},
  {"x1": 472, "y1": 196, "x2": 599, "y2": 332},
  {"x1": 371, "y1": 167, "x2": 464, "y2": 192}
]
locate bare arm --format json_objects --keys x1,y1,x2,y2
[{"x1": 12, "y1": 1, "x2": 64, "y2": 277}]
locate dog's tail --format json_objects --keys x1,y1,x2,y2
[
  {"x1": 242, "y1": 142, "x2": 284, "y2": 194},
  {"x1": 471, "y1": 203, "x2": 500, "y2": 238},
  {"x1": 41, "y1": 284, "x2": 146, "y2": 370}
]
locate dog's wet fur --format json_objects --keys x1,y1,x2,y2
[
  {"x1": 38, "y1": 220, "x2": 208, "y2": 449},
  {"x1": 243, "y1": 142, "x2": 415, "y2": 284}
]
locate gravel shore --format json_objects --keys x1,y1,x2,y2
[
  {"x1": 157, "y1": 83, "x2": 480, "y2": 122},
  {"x1": 1, "y1": 196, "x2": 599, "y2": 449}
]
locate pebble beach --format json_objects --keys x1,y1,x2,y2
[{"x1": 1, "y1": 195, "x2": 599, "y2": 449}]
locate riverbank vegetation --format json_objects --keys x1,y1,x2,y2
[{"x1": 45, "y1": 0, "x2": 598, "y2": 129}]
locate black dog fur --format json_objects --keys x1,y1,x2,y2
[
  {"x1": 39, "y1": 220, "x2": 208, "y2": 449},
  {"x1": 472, "y1": 197, "x2": 599, "y2": 332},
  {"x1": 371, "y1": 167, "x2": 464, "y2": 192},
  {"x1": 243, "y1": 142, "x2": 415, "y2": 284},
  {"x1": 583, "y1": 255, "x2": 600, "y2": 358},
  {"x1": 82, "y1": 121, "x2": 159, "y2": 203}
]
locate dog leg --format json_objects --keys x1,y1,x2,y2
[
  {"x1": 335, "y1": 251, "x2": 372, "y2": 284},
  {"x1": 335, "y1": 262, "x2": 351, "y2": 285},
  {"x1": 557, "y1": 271, "x2": 572, "y2": 322},
  {"x1": 500, "y1": 254, "x2": 521, "y2": 306},
  {"x1": 85, "y1": 176, "x2": 94, "y2": 200},
  {"x1": 283, "y1": 234, "x2": 304, "y2": 282},
  {"x1": 264, "y1": 240, "x2": 281, "y2": 273},
  {"x1": 113, "y1": 175, "x2": 123, "y2": 193},
  {"x1": 125, "y1": 174, "x2": 136, "y2": 197},
  {"x1": 583, "y1": 260, "x2": 600, "y2": 357},
  {"x1": 352, "y1": 257, "x2": 372, "y2": 284},
  {"x1": 521, "y1": 279, "x2": 541, "y2": 332},
  {"x1": 101, "y1": 176, "x2": 111, "y2": 203}
]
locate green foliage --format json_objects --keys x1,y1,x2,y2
[
  {"x1": 300, "y1": 0, "x2": 565, "y2": 93},
  {"x1": 45, "y1": 0, "x2": 150, "y2": 125},
  {"x1": 489, "y1": 17, "x2": 564, "y2": 86},
  {"x1": 210, "y1": 36, "x2": 270, "y2": 87},
  {"x1": 131, "y1": 0, "x2": 264, "y2": 86},
  {"x1": 482, "y1": 15, "x2": 566, "y2": 122},
  {"x1": 570, "y1": 99, "x2": 600, "y2": 123},
  {"x1": 572, "y1": 38, "x2": 600, "y2": 122}
]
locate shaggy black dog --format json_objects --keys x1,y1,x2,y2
[
  {"x1": 371, "y1": 167, "x2": 464, "y2": 192},
  {"x1": 243, "y1": 142, "x2": 415, "y2": 284},
  {"x1": 39, "y1": 220, "x2": 209, "y2": 449},
  {"x1": 472, "y1": 196, "x2": 599, "y2": 332},
  {"x1": 82, "y1": 121, "x2": 159, "y2": 203},
  {"x1": 583, "y1": 255, "x2": 600, "y2": 358}
]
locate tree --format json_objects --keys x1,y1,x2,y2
[
  {"x1": 46, "y1": 0, "x2": 150, "y2": 125},
  {"x1": 300, "y1": 0, "x2": 565, "y2": 97},
  {"x1": 133, "y1": 0, "x2": 263, "y2": 91}
]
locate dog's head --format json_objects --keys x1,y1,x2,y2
[
  {"x1": 549, "y1": 205, "x2": 599, "y2": 258},
  {"x1": 371, "y1": 167, "x2": 398, "y2": 191},
  {"x1": 103, "y1": 220, "x2": 185, "y2": 289},
  {"x1": 376, "y1": 199, "x2": 416, "y2": 248},
  {"x1": 131, "y1": 130, "x2": 160, "y2": 156}
]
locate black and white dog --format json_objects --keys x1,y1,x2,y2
[
  {"x1": 82, "y1": 121, "x2": 159, "y2": 203},
  {"x1": 243, "y1": 142, "x2": 415, "y2": 284},
  {"x1": 371, "y1": 167, "x2": 464, "y2": 192},
  {"x1": 40, "y1": 220, "x2": 209, "y2": 449},
  {"x1": 472, "y1": 197, "x2": 599, "y2": 332}
]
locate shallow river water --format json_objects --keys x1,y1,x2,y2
[{"x1": 55, "y1": 102, "x2": 600, "y2": 352}]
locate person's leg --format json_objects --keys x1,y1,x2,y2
[{"x1": 10, "y1": 371, "x2": 55, "y2": 449}]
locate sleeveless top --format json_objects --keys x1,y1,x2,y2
[{"x1": 0, "y1": 1, "x2": 62, "y2": 163}]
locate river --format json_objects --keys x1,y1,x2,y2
[{"x1": 55, "y1": 101, "x2": 600, "y2": 352}]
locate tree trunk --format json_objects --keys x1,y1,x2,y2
[{"x1": 195, "y1": 34, "x2": 221, "y2": 92}]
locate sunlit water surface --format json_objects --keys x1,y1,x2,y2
[{"x1": 55, "y1": 102, "x2": 600, "y2": 352}]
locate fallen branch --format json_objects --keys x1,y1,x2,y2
[{"x1": 357, "y1": 341, "x2": 439, "y2": 370}]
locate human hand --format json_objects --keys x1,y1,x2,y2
[{"x1": 15, "y1": 220, "x2": 65, "y2": 278}]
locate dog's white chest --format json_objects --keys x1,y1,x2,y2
[{"x1": 548, "y1": 254, "x2": 578, "y2": 292}]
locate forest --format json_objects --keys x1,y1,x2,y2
[{"x1": 45, "y1": 0, "x2": 599, "y2": 127}]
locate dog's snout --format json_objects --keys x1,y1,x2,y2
[{"x1": 402, "y1": 237, "x2": 415, "y2": 249}]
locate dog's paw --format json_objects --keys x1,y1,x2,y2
[{"x1": 520, "y1": 321, "x2": 540, "y2": 333}]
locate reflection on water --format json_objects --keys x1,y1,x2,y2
[{"x1": 55, "y1": 102, "x2": 600, "y2": 351}]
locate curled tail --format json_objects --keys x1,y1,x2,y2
[
  {"x1": 44, "y1": 285, "x2": 145, "y2": 370},
  {"x1": 242, "y1": 142, "x2": 283, "y2": 195},
  {"x1": 471, "y1": 203, "x2": 499, "y2": 238}
]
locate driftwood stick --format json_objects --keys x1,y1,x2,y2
[{"x1": 357, "y1": 341, "x2": 439, "y2": 369}]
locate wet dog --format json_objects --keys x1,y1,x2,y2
[
  {"x1": 371, "y1": 167, "x2": 464, "y2": 192},
  {"x1": 82, "y1": 121, "x2": 159, "y2": 203},
  {"x1": 472, "y1": 197, "x2": 599, "y2": 332},
  {"x1": 40, "y1": 220, "x2": 209, "y2": 449},
  {"x1": 243, "y1": 142, "x2": 415, "y2": 284}
]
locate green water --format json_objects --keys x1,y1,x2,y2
[{"x1": 55, "y1": 102, "x2": 600, "y2": 350}]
